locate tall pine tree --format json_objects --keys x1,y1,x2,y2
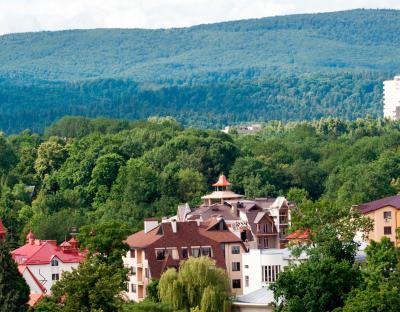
[{"x1": 0, "y1": 240, "x2": 30, "y2": 312}]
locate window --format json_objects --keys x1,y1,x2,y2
[
  {"x1": 244, "y1": 264, "x2": 249, "y2": 269},
  {"x1": 130, "y1": 266, "x2": 136, "y2": 275},
  {"x1": 245, "y1": 276, "x2": 249, "y2": 287},
  {"x1": 182, "y1": 247, "x2": 188, "y2": 259},
  {"x1": 384, "y1": 226, "x2": 392, "y2": 235},
  {"x1": 262, "y1": 265, "x2": 281, "y2": 283},
  {"x1": 231, "y1": 246, "x2": 240, "y2": 254},
  {"x1": 167, "y1": 248, "x2": 179, "y2": 260},
  {"x1": 145, "y1": 268, "x2": 149, "y2": 279},
  {"x1": 191, "y1": 247, "x2": 201, "y2": 257},
  {"x1": 52, "y1": 274, "x2": 60, "y2": 281},
  {"x1": 51, "y1": 258, "x2": 59, "y2": 266},
  {"x1": 384, "y1": 211, "x2": 392, "y2": 219},
  {"x1": 201, "y1": 246, "x2": 212, "y2": 257},
  {"x1": 232, "y1": 262, "x2": 241, "y2": 271},
  {"x1": 155, "y1": 249, "x2": 166, "y2": 260},
  {"x1": 131, "y1": 284, "x2": 136, "y2": 293},
  {"x1": 130, "y1": 250, "x2": 135, "y2": 258},
  {"x1": 232, "y1": 279, "x2": 241, "y2": 289}
]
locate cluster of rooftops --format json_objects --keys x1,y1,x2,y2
[
  {"x1": 11, "y1": 230, "x2": 84, "y2": 266},
  {"x1": 4, "y1": 174, "x2": 400, "y2": 307}
]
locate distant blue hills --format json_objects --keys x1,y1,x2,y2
[{"x1": 0, "y1": 9, "x2": 399, "y2": 133}]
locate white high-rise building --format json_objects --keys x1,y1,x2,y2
[{"x1": 383, "y1": 76, "x2": 400, "y2": 120}]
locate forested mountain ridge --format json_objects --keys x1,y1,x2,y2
[{"x1": 1, "y1": 9, "x2": 399, "y2": 132}]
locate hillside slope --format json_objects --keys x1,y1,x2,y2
[{"x1": 0, "y1": 9, "x2": 399, "y2": 132}]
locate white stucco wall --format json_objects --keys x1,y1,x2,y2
[
  {"x1": 27, "y1": 259, "x2": 80, "y2": 294},
  {"x1": 242, "y1": 248, "x2": 305, "y2": 294}
]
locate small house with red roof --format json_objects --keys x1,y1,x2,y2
[
  {"x1": 355, "y1": 194, "x2": 400, "y2": 246},
  {"x1": 11, "y1": 231, "x2": 85, "y2": 297},
  {"x1": 286, "y1": 229, "x2": 311, "y2": 245},
  {"x1": 123, "y1": 217, "x2": 246, "y2": 302}
]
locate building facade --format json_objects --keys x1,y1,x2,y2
[
  {"x1": 123, "y1": 217, "x2": 246, "y2": 302},
  {"x1": 384, "y1": 76, "x2": 400, "y2": 120},
  {"x1": 356, "y1": 195, "x2": 400, "y2": 246}
]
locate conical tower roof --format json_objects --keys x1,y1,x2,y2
[{"x1": 212, "y1": 174, "x2": 231, "y2": 187}]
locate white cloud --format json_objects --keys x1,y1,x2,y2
[{"x1": 0, "y1": 0, "x2": 399, "y2": 35}]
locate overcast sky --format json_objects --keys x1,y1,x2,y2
[{"x1": 0, "y1": 0, "x2": 399, "y2": 35}]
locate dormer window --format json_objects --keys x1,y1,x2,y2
[{"x1": 51, "y1": 258, "x2": 59, "y2": 266}]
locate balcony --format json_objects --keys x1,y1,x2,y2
[{"x1": 136, "y1": 250, "x2": 143, "y2": 265}]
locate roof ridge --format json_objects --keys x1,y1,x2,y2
[{"x1": 13, "y1": 240, "x2": 52, "y2": 264}]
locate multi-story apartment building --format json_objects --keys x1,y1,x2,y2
[
  {"x1": 356, "y1": 195, "x2": 400, "y2": 246},
  {"x1": 123, "y1": 217, "x2": 246, "y2": 302},
  {"x1": 383, "y1": 76, "x2": 400, "y2": 120},
  {"x1": 11, "y1": 230, "x2": 85, "y2": 298},
  {"x1": 179, "y1": 175, "x2": 293, "y2": 249}
]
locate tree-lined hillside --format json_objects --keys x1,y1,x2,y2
[{"x1": 0, "y1": 9, "x2": 399, "y2": 132}]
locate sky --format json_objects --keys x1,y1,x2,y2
[{"x1": 0, "y1": 0, "x2": 400, "y2": 35}]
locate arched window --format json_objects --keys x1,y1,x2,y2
[{"x1": 51, "y1": 258, "x2": 59, "y2": 266}]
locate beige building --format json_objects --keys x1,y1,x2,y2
[{"x1": 356, "y1": 195, "x2": 400, "y2": 246}]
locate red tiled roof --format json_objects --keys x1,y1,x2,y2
[
  {"x1": 0, "y1": 219, "x2": 6, "y2": 237},
  {"x1": 125, "y1": 226, "x2": 162, "y2": 248},
  {"x1": 212, "y1": 174, "x2": 231, "y2": 187},
  {"x1": 187, "y1": 204, "x2": 241, "y2": 221},
  {"x1": 286, "y1": 229, "x2": 311, "y2": 240},
  {"x1": 357, "y1": 195, "x2": 400, "y2": 214},
  {"x1": 12, "y1": 239, "x2": 85, "y2": 265}
]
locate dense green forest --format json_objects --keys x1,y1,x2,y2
[
  {"x1": 2, "y1": 116, "x2": 400, "y2": 247},
  {"x1": 1, "y1": 9, "x2": 399, "y2": 132}
]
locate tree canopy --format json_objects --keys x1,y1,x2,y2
[
  {"x1": 158, "y1": 257, "x2": 230, "y2": 312},
  {"x1": 0, "y1": 240, "x2": 30, "y2": 312}
]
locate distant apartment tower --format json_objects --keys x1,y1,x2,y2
[{"x1": 383, "y1": 76, "x2": 400, "y2": 120}]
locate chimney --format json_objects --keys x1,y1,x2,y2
[
  {"x1": 26, "y1": 230, "x2": 36, "y2": 245},
  {"x1": 171, "y1": 219, "x2": 177, "y2": 233},
  {"x1": 144, "y1": 218, "x2": 159, "y2": 234},
  {"x1": 232, "y1": 203, "x2": 238, "y2": 217}
]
